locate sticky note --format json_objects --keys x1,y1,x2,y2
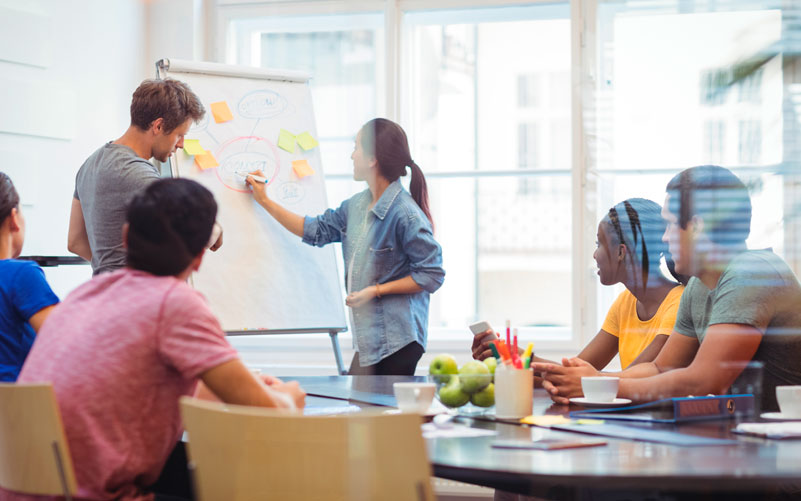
[
  {"x1": 292, "y1": 159, "x2": 315, "y2": 179},
  {"x1": 519, "y1": 415, "x2": 573, "y2": 426},
  {"x1": 210, "y1": 101, "x2": 233, "y2": 123},
  {"x1": 296, "y1": 131, "x2": 319, "y2": 151},
  {"x1": 278, "y1": 129, "x2": 295, "y2": 153},
  {"x1": 576, "y1": 419, "x2": 605, "y2": 425},
  {"x1": 195, "y1": 151, "x2": 219, "y2": 170},
  {"x1": 183, "y1": 139, "x2": 205, "y2": 156}
]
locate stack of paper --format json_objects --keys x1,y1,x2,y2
[{"x1": 734, "y1": 422, "x2": 801, "y2": 439}]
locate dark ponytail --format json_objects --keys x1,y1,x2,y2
[
  {"x1": 125, "y1": 178, "x2": 217, "y2": 276},
  {"x1": 0, "y1": 172, "x2": 20, "y2": 224},
  {"x1": 360, "y1": 118, "x2": 434, "y2": 229}
]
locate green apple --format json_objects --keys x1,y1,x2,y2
[
  {"x1": 429, "y1": 354, "x2": 459, "y2": 379},
  {"x1": 438, "y1": 376, "x2": 470, "y2": 408},
  {"x1": 483, "y1": 357, "x2": 497, "y2": 375},
  {"x1": 458, "y1": 360, "x2": 492, "y2": 394},
  {"x1": 470, "y1": 383, "x2": 495, "y2": 407}
]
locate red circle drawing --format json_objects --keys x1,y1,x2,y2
[{"x1": 213, "y1": 136, "x2": 281, "y2": 193}]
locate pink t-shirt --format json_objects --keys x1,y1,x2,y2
[{"x1": 12, "y1": 269, "x2": 238, "y2": 501}]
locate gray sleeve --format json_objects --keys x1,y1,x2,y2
[
  {"x1": 673, "y1": 281, "x2": 698, "y2": 338},
  {"x1": 707, "y1": 257, "x2": 779, "y2": 333}
]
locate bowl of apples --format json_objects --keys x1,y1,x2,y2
[{"x1": 429, "y1": 355, "x2": 497, "y2": 415}]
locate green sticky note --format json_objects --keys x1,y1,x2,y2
[
  {"x1": 278, "y1": 129, "x2": 295, "y2": 153},
  {"x1": 183, "y1": 139, "x2": 205, "y2": 156},
  {"x1": 296, "y1": 131, "x2": 319, "y2": 151}
]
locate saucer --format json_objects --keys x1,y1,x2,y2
[
  {"x1": 569, "y1": 397, "x2": 632, "y2": 408},
  {"x1": 761, "y1": 412, "x2": 801, "y2": 421}
]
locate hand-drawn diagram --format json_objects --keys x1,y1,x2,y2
[
  {"x1": 278, "y1": 181, "x2": 306, "y2": 205},
  {"x1": 214, "y1": 136, "x2": 280, "y2": 193},
  {"x1": 238, "y1": 89, "x2": 290, "y2": 119}
]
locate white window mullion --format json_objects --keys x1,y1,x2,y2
[{"x1": 571, "y1": 0, "x2": 598, "y2": 349}]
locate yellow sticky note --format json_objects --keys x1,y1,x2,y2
[
  {"x1": 195, "y1": 151, "x2": 219, "y2": 170},
  {"x1": 183, "y1": 139, "x2": 205, "y2": 156},
  {"x1": 519, "y1": 415, "x2": 573, "y2": 426},
  {"x1": 278, "y1": 129, "x2": 295, "y2": 153},
  {"x1": 292, "y1": 159, "x2": 315, "y2": 179},
  {"x1": 296, "y1": 131, "x2": 319, "y2": 151},
  {"x1": 575, "y1": 419, "x2": 605, "y2": 425},
  {"x1": 210, "y1": 101, "x2": 233, "y2": 123}
]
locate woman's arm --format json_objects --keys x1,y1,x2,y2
[
  {"x1": 28, "y1": 305, "x2": 57, "y2": 333},
  {"x1": 246, "y1": 174, "x2": 304, "y2": 237},
  {"x1": 575, "y1": 330, "x2": 620, "y2": 370},
  {"x1": 345, "y1": 275, "x2": 422, "y2": 307}
]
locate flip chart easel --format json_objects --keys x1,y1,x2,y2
[{"x1": 156, "y1": 58, "x2": 348, "y2": 374}]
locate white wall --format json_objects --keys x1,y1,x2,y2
[{"x1": 0, "y1": 0, "x2": 148, "y2": 296}]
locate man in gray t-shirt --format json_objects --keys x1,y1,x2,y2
[
  {"x1": 536, "y1": 165, "x2": 801, "y2": 411},
  {"x1": 73, "y1": 143, "x2": 161, "y2": 274},
  {"x1": 675, "y1": 249, "x2": 801, "y2": 410},
  {"x1": 69, "y1": 79, "x2": 217, "y2": 274}
]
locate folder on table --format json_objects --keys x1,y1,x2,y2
[{"x1": 568, "y1": 394, "x2": 755, "y2": 423}]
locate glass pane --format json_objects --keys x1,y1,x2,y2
[
  {"x1": 404, "y1": 4, "x2": 572, "y2": 336},
  {"x1": 404, "y1": 4, "x2": 571, "y2": 173},
  {"x1": 592, "y1": 0, "x2": 798, "y2": 324},
  {"x1": 229, "y1": 14, "x2": 384, "y2": 175}
]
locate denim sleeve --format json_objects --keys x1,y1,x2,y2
[
  {"x1": 302, "y1": 198, "x2": 349, "y2": 247},
  {"x1": 401, "y1": 213, "x2": 445, "y2": 293}
]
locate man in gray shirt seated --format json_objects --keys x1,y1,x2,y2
[
  {"x1": 536, "y1": 165, "x2": 801, "y2": 412},
  {"x1": 69, "y1": 78, "x2": 222, "y2": 275}
]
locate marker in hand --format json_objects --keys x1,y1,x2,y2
[{"x1": 236, "y1": 170, "x2": 268, "y2": 183}]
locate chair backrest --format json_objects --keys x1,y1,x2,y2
[
  {"x1": 0, "y1": 383, "x2": 77, "y2": 498},
  {"x1": 180, "y1": 397, "x2": 435, "y2": 501}
]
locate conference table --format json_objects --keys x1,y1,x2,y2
[{"x1": 286, "y1": 375, "x2": 801, "y2": 500}]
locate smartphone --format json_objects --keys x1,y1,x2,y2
[
  {"x1": 469, "y1": 321, "x2": 493, "y2": 335},
  {"x1": 491, "y1": 438, "x2": 607, "y2": 451}
]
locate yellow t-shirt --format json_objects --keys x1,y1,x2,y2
[{"x1": 601, "y1": 285, "x2": 684, "y2": 369}]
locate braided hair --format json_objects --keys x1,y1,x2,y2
[{"x1": 604, "y1": 198, "x2": 688, "y2": 291}]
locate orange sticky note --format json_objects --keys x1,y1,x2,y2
[
  {"x1": 210, "y1": 101, "x2": 233, "y2": 123},
  {"x1": 292, "y1": 159, "x2": 315, "y2": 178},
  {"x1": 195, "y1": 151, "x2": 219, "y2": 170}
]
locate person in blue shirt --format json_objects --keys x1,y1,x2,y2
[
  {"x1": 0, "y1": 172, "x2": 59, "y2": 381},
  {"x1": 246, "y1": 118, "x2": 445, "y2": 375}
]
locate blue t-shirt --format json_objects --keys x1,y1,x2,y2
[{"x1": 0, "y1": 259, "x2": 59, "y2": 381}]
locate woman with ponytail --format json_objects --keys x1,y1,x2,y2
[
  {"x1": 247, "y1": 118, "x2": 445, "y2": 375},
  {"x1": 473, "y1": 198, "x2": 687, "y2": 372},
  {"x1": 0, "y1": 172, "x2": 59, "y2": 381}
]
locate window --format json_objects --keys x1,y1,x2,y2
[{"x1": 220, "y1": 0, "x2": 800, "y2": 357}]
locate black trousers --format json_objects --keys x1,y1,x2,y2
[
  {"x1": 149, "y1": 441, "x2": 194, "y2": 501},
  {"x1": 348, "y1": 341, "x2": 424, "y2": 376}
]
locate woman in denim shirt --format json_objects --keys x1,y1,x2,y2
[{"x1": 246, "y1": 118, "x2": 445, "y2": 375}]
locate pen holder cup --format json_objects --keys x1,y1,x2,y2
[{"x1": 494, "y1": 368, "x2": 534, "y2": 419}]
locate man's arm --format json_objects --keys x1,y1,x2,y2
[
  {"x1": 619, "y1": 324, "x2": 761, "y2": 402},
  {"x1": 534, "y1": 330, "x2": 701, "y2": 403},
  {"x1": 199, "y1": 358, "x2": 306, "y2": 409},
  {"x1": 67, "y1": 198, "x2": 92, "y2": 261}
]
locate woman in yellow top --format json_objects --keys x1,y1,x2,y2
[{"x1": 472, "y1": 198, "x2": 687, "y2": 370}]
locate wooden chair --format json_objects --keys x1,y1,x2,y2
[
  {"x1": 179, "y1": 397, "x2": 435, "y2": 501},
  {"x1": 0, "y1": 383, "x2": 77, "y2": 499}
]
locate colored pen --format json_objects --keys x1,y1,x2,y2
[
  {"x1": 506, "y1": 320, "x2": 511, "y2": 351},
  {"x1": 511, "y1": 328, "x2": 523, "y2": 369},
  {"x1": 513, "y1": 328, "x2": 518, "y2": 355},
  {"x1": 236, "y1": 170, "x2": 268, "y2": 183},
  {"x1": 522, "y1": 342, "x2": 534, "y2": 361},
  {"x1": 489, "y1": 341, "x2": 501, "y2": 360}
]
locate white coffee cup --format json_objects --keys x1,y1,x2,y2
[
  {"x1": 581, "y1": 376, "x2": 620, "y2": 403},
  {"x1": 776, "y1": 386, "x2": 801, "y2": 418},
  {"x1": 494, "y1": 368, "x2": 534, "y2": 419},
  {"x1": 393, "y1": 382, "x2": 436, "y2": 413}
]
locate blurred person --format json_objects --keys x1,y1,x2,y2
[{"x1": 536, "y1": 165, "x2": 801, "y2": 412}]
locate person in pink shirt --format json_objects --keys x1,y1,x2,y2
[{"x1": 10, "y1": 178, "x2": 305, "y2": 501}]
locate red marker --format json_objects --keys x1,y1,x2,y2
[{"x1": 506, "y1": 320, "x2": 511, "y2": 351}]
